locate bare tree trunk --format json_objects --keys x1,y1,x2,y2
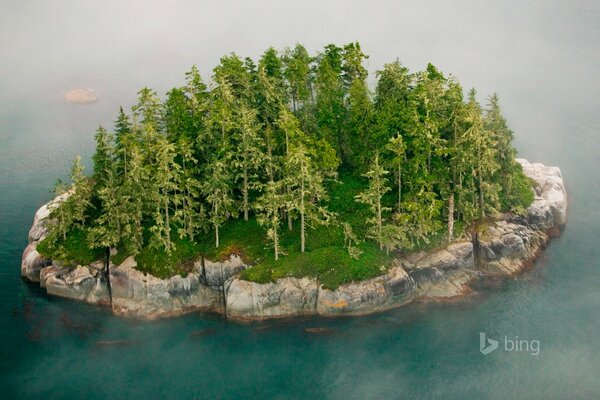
[
  {"x1": 243, "y1": 169, "x2": 249, "y2": 221},
  {"x1": 165, "y1": 199, "x2": 171, "y2": 251},
  {"x1": 215, "y1": 224, "x2": 219, "y2": 248},
  {"x1": 448, "y1": 193, "x2": 454, "y2": 243},
  {"x1": 377, "y1": 198, "x2": 383, "y2": 251},
  {"x1": 397, "y1": 162, "x2": 402, "y2": 211},
  {"x1": 300, "y1": 187, "x2": 305, "y2": 252},
  {"x1": 274, "y1": 226, "x2": 279, "y2": 261}
]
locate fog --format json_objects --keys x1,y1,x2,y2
[{"x1": 1, "y1": 0, "x2": 599, "y2": 181}]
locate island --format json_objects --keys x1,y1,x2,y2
[{"x1": 21, "y1": 43, "x2": 567, "y2": 320}]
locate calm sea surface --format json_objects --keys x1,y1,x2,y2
[{"x1": 1, "y1": 1, "x2": 599, "y2": 399}]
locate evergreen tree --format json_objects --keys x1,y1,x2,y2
[
  {"x1": 255, "y1": 178, "x2": 286, "y2": 260},
  {"x1": 233, "y1": 106, "x2": 264, "y2": 221},
  {"x1": 286, "y1": 141, "x2": 332, "y2": 252},
  {"x1": 356, "y1": 154, "x2": 391, "y2": 250},
  {"x1": 149, "y1": 137, "x2": 180, "y2": 253},
  {"x1": 202, "y1": 157, "x2": 235, "y2": 248}
]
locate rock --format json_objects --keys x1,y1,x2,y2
[
  {"x1": 317, "y1": 265, "x2": 414, "y2": 316},
  {"x1": 477, "y1": 221, "x2": 548, "y2": 277},
  {"x1": 21, "y1": 243, "x2": 49, "y2": 282},
  {"x1": 110, "y1": 256, "x2": 220, "y2": 319},
  {"x1": 64, "y1": 88, "x2": 99, "y2": 104},
  {"x1": 517, "y1": 158, "x2": 567, "y2": 229},
  {"x1": 44, "y1": 265, "x2": 109, "y2": 304},
  {"x1": 197, "y1": 254, "x2": 247, "y2": 287},
  {"x1": 304, "y1": 327, "x2": 335, "y2": 335},
  {"x1": 27, "y1": 191, "x2": 72, "y2": 243},
  {"x1": 225, "y1": 276, "x2": 318, "y2": 319}
]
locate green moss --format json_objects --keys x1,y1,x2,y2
[{"x1": 37, "y1": 228, "x2": 103, "y2": 266}]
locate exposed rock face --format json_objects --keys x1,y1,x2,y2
[
  {"x1": 110, "y1": 256, "x2": 221, "y2": 319},
  {"x1": 21, "y1": 159, "x2": 567, "y2": 320},
  {"x1": 226, "y1": 277, "x2": 318, "y2": 319},
  {"x1": 517, "y1": 158, "x2": 567, "y2": 229},
  {"x1": 316, "y1": 264, "x2": 414, "y2": 315},
  {"x1": 41, "y1": 264, "x2": 110, "y2": 304},
  {"x1": 198, "y1": 255, "x2": 247, "y2": 287},
  {"x1": 64, "y1": 88, "x2": 99, "y2": 104}
]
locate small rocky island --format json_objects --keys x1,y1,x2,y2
[
  {"x1": 22, "y1": 159, "x2": 566, "y2": 320},
  {"x1": 21, "y1": 43, "x2": 568, "y2": 320}
]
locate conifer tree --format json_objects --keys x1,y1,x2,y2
[
  {"x1": 255, "y1": 178, "x2": 286, "y2": 260},
  {"x1": 68, "y1": 155, "x2": 93, "y2": 229},
  {"x1": 149, "y1": 137, "x2": 180, "y2": 253},
  {"x1": 286, "y1": 141, "x2": 332, "y2": 252},
  {"x1": 356, "y1": 154, "x2": 391, "y2": 250},
  {"x1": 234, "y1": 106, "x2": 264, "y2": 221},
  {"x1": 202, "y1": 157, "x2": 235, "y2": 248}
]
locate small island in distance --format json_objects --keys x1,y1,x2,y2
[{"x1": 21, "y1": 43, "x2": 567, "y2": 319}]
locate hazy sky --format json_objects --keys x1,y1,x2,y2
[{"x1": 1, "y1": 0, "x2": 599, "y2": 163}]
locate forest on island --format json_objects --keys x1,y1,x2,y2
[{"x1": 38, "y1": 42, "x2": 534, "y2": 288}]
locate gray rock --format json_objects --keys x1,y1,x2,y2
[
  {"x1": 43, "y1": 265, "x2": 109, "y2": 304},
  {"x1": 317, "y1": 265, "x2": 414, "y2": 316},
  {"x1": 197, "y1": 255, "x2": 247, "y2": 287},
  {"x1": 110, "y1": 257, "x2": 220, "y2": 319},
  {"x1": 225, "y1": 276, "x2": 318, "y2": 319},
  {"x1": 517, "y1": 158, "x2": 567, "y2": 229},
  {"x1": 21, "y1": 242, "x2": 50, "y2": 282}
]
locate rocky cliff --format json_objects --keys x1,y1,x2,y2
[{"x1": 21, "y1": 159, "x2": 567, "y2": 320}]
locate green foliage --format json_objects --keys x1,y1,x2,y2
[
  {"x1": 43, "y1": 42, "x2": 534, "y2": 285},
  {"x1": 38, "y1": 228, "x2": 103, "y2": 267}
]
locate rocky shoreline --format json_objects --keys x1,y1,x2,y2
[{"x1": 21, "y1": 159, "x2": 567, "y2": 321}]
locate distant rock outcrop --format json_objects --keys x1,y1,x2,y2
[{"x1": 64, "y1": 88, "x2": 99, "y2": 104}]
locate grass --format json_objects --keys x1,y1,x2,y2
[
  {"x1": 37, "y1": 171, "x2": 530, "y2": 287},
  {"x1": 37, "y1": 228, "x2": 104, "y2": 267}
]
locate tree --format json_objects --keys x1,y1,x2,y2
[
  {"x1": 92, "y1": 126, "x2": 114, "y2": 192},
  {"x1": 460, "y1": 89, "x2": 501, "y2": 218},
  {"x1": 149, "y1": 137, "x2": 180, "y2": 253},
  {"x1": 283, "y1": 44, "x2": 312, "y2": 116},
  {"x1": 255, "y1": 178, "x2": 286, "y2": 260},
  {"x1": 68, "y1": 155, "x2": 93, "y2": 229},
  {"x1": 386, "y1": 134, "x2": 406, "y2": 211},
  {"x1": 114, "y1": 107, "x2": 133, "y2": 177},
  {"x1": 202, "y1": 157, "x2": 235, "y2": 248},
  {"x1": 286, "y1": 141, "x2": 332, "y2": 252},
  {"x1": 356, "y1": 154, "x2": 391, "y2": 250},
  {"x1": 233, "y1": 106, "x2": 264, "y2": 221}
]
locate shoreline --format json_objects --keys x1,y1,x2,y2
[{"x1": 21, "y1": 158, "x2": 567, "y2": 321}]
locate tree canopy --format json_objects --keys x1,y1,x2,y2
[{"x1": 39, "y1": 43, "x2": 534, "y2": 283}]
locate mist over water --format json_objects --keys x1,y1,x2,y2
[{"x1": 1, "y1": 1, "x2": 599, "y2": 398}]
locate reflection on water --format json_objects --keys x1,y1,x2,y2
[{"x1": 1, "y1": 1, "x2": 600, "y2": 399}]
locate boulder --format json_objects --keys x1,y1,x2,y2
[
  {"x1": 197, "y1": 254, "x2": 247, "y2": 287},
  {"x1": 317, "y1": 264, "x2": 414, "y2": 315},
  {"x1": 42, "y1": 264, "x2": 109, "y2": 304},
  {"x1": 225, "y1": 276, "x2": 318, "y2": 319},
  {"x1": 517, "y1": 158, "x2": 567, "y2": 229},
  {"x1": 110, "y1": 256, "x2": 220, "y2": 318},
  {"x1": 64, "y1": 88, "x2": 99, "y2": 104},
  {"x1": 21, "y1": 242, "x2": 49, "y2": 282}
]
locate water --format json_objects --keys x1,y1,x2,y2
[{"x1": 1, "y1": 1, "x2": 599, "y2": 398}]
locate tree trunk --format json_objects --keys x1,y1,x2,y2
[
  {"x1": 448, "y1": 193, "x2": 454, "y2": 243},
  {"x1": 287, "y1": 185, "x2": 292, "y2": 231},
  {"x1": 165, "y1": 199, "x2": 171, "y2": 251},
  {"x1": 397, "y1": 162, "x2": 402, "y2": 211},
  {"x1": 377, "y1": 198, "x2": 383, "y2": 251},
  {"x1": 243, "y1": 168, "x2": 249, "y2": 221},
  {"x1": 215, "y1": 224, "x2": 219, "y2": 248},
  {"x1": 300, "y1": 191, "x2": 305, "y2": 253},
  {"x1": 274, "y1": 225, "x2": 279, "y2": 261},
  {"x1": 215, "y1": 202, "x2": 219, "y2": 248}
]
